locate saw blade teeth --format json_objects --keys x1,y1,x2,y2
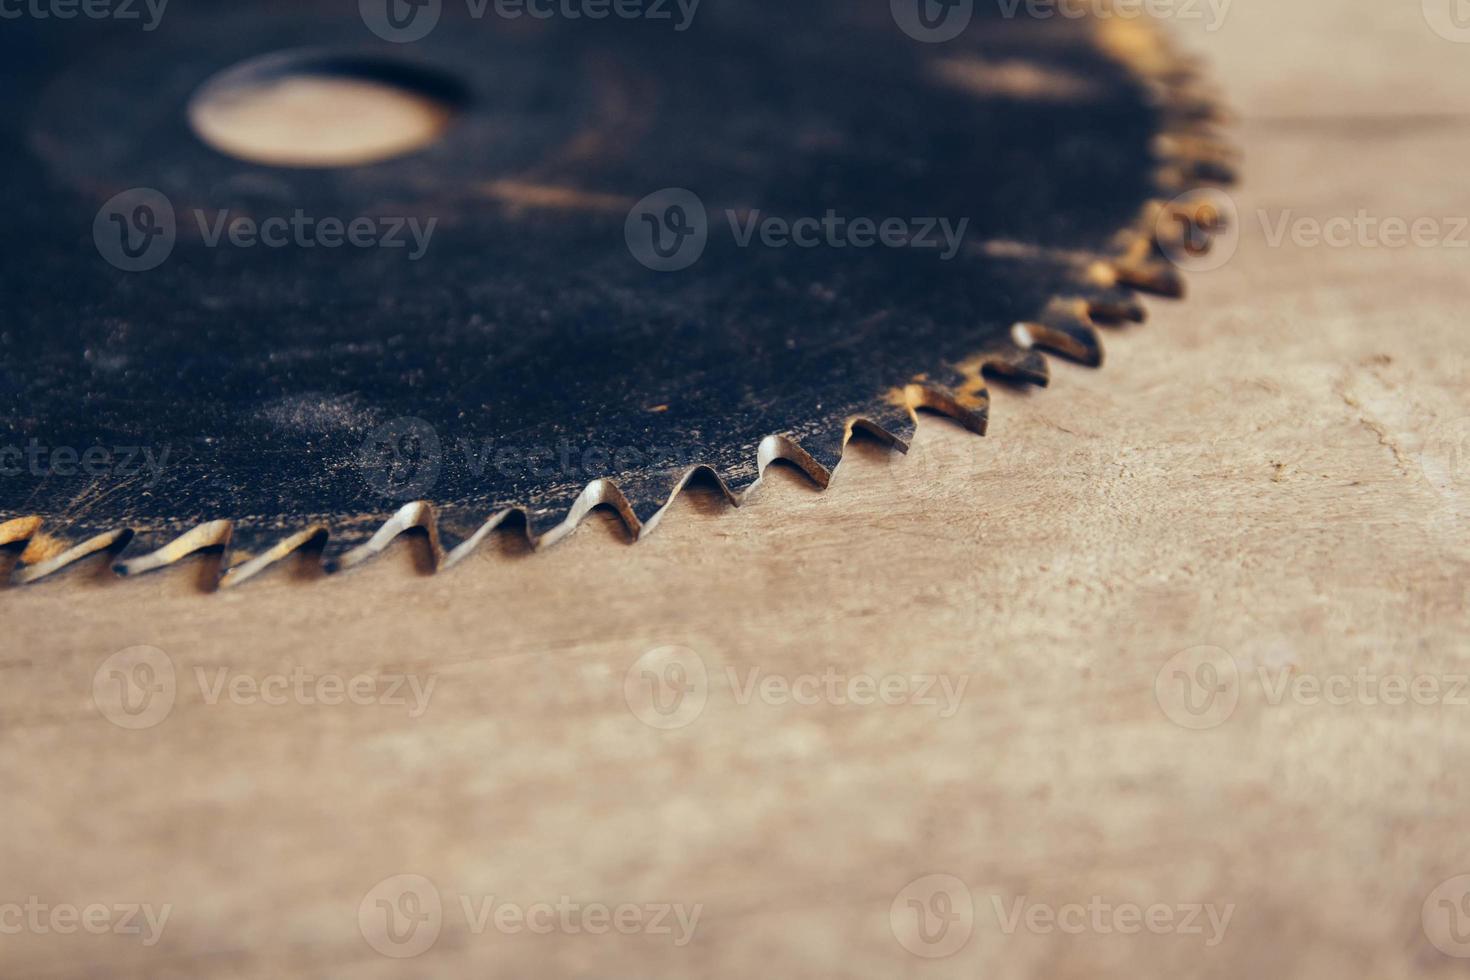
[
  {"x1": 1085, "y1": 289, "x2": 1148, "y2": 325},
  {"x1": 217, "y1": 525, "x2": 327, "y2": 589},
  {"x1": 1015, "y1": 300, "x2": 1105, "y2": 366},
  {"x1": 974, "y1": 347, "x2": 1052, "y2": 388},
  {"x1": 900, "y1": 382, "x2": 989, "y2": 437},
  {"x1": 1111, "y1": 258, "x2": 1186, "y2": 298},
  {"x1": 439, "y1": 509, "x2": 519, "y2": 569},
  {"x1": 10, "y1": 525, "x2": 132, "y2": 585},
  {"x1": 1173, "y1": 157, "x2": 1240, "y2": 187},
  {"x1": 321, "y1": 502, "x2": 444, "y2": 575},
  {"x1": 112, "y1": 521, "x2": 234, "y2": 578},
  {"x1": 0, "y1": 516, "x2": 43, "y2": 547},
  {"x1": 852, "y1": 400, "x2": 920, "y2": 451},
  {"x1": 0, "y1": 13, "x2": 1233, "y2": 591},
  {"x1": 1153, "y1": 132, "x2": 1239, "y2": 168},
  {"x1": 757, "y1": 434, "x2": 833, "y2": 490},
  {"x1": 527, "y1": 479, "x2": 641, "y2": 550}
]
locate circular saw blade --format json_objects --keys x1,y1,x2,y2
[{"x1": 0, "y1": 0, "x2": 1233, "y2": 586}]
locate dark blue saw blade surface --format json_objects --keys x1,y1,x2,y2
[{"x1": 0, "y1": 0, "x2": 1208, "y2": 574}]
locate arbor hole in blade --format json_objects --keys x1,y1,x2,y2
[{"x1": 187, "y1": 51, "x2": 468, "y2": 168}]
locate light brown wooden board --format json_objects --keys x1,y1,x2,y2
[{"x1": 4, "y1": 2, "x2": 1470, "y2": 976}]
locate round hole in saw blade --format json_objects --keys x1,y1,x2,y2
[{"x1": 187, "y1": 51, "x2": 467, "y2": 168}]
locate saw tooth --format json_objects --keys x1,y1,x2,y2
[
  {"x1": 974, "y1": 347, "x2": 1051, "y2": 388},
  {"x1": 217, "y1": 525, "x2": 327, "y2": 589},
  {"x1": 112, "y1": 521, "x2": 233, "y2": 578},
  {"x1": 528, "y1": 479, "x2": 643, "y2": 549},
  {"x1": 431, "y1": 505, "x2": 498, "y2": 560},
  {"x1": 1111, "y1": 258, "x2": 1185, "y2": 298},
  {"x1": 1172, "y1": 157, "x2": 1240, "y2": 187},
  {"x1": 321, "y1": 502, "x2": 443, "y2": 575},
  {"x1": 1153, "y1": 132, "x2": 1239, "y2": 168},
  {"x1": 439, "y1": 508, "x2": 519, "y2": 569},
  {"x1": 1085, "y1": 288, "x2": 1148, "y2": 324},
  {"x1": 1013, "y1": 299, "x2": 1104, "y2": 366},
  {"x1": 630, "y1": 465, "x2": 741, "y2": 539},
  {"x1": 756, "y1": 434, "x2": 832, "y2": 490},
  {"x1": 11, "y1": 523, "x2": 132, "y2": 585},
  {"x1": 0, "y1": 515, "x2": 42, "y2": 547},
  {"x1": 899, "y1": 382, "x2": 988, "y2": 437},
  {"x1": 853, "y1": 399, "x2": 919, "y2": 451}
]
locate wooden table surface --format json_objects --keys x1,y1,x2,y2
[{"x1": 6, "y1": 2, "x2": 1470, "y2": 976}]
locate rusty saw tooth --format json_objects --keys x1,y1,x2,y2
[
  {"x1": 896, "y1": 382, "x2": 989, "y2": 437},
  {"x1": 318, "y1": 503, "x2": 445, "y2": 576},
  {"x1": 215, "y1": 525, "x2": 328, "y2": 589},
  {"x1": 111, "y1": 521, "x2": 234, "y2": 579},
  {"x1": 972, "y1": 347, "x2": 1053, "y2": 388},
  {"x1": 1153, "y1": 132, "x2": 1239, "y2": 170},
  {"x1": 0, "y1": 516, "x2": 43, "y2": 548},
  {"x1": 1111, "y1": 259, "x2": 1187, "y2": 298},
  {"x1": 1083, "y1": 288, "x2": 1149, "y2": 325},
  {"x1": 851, "y1": 399, "x2": 922, "y2": 450},
  {"x1": 1013, "y1": 299, "x2": 1105, "y2": 366},
  {"x1": 6, "y1": 520, "x2": 131, "y2": 585}
]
